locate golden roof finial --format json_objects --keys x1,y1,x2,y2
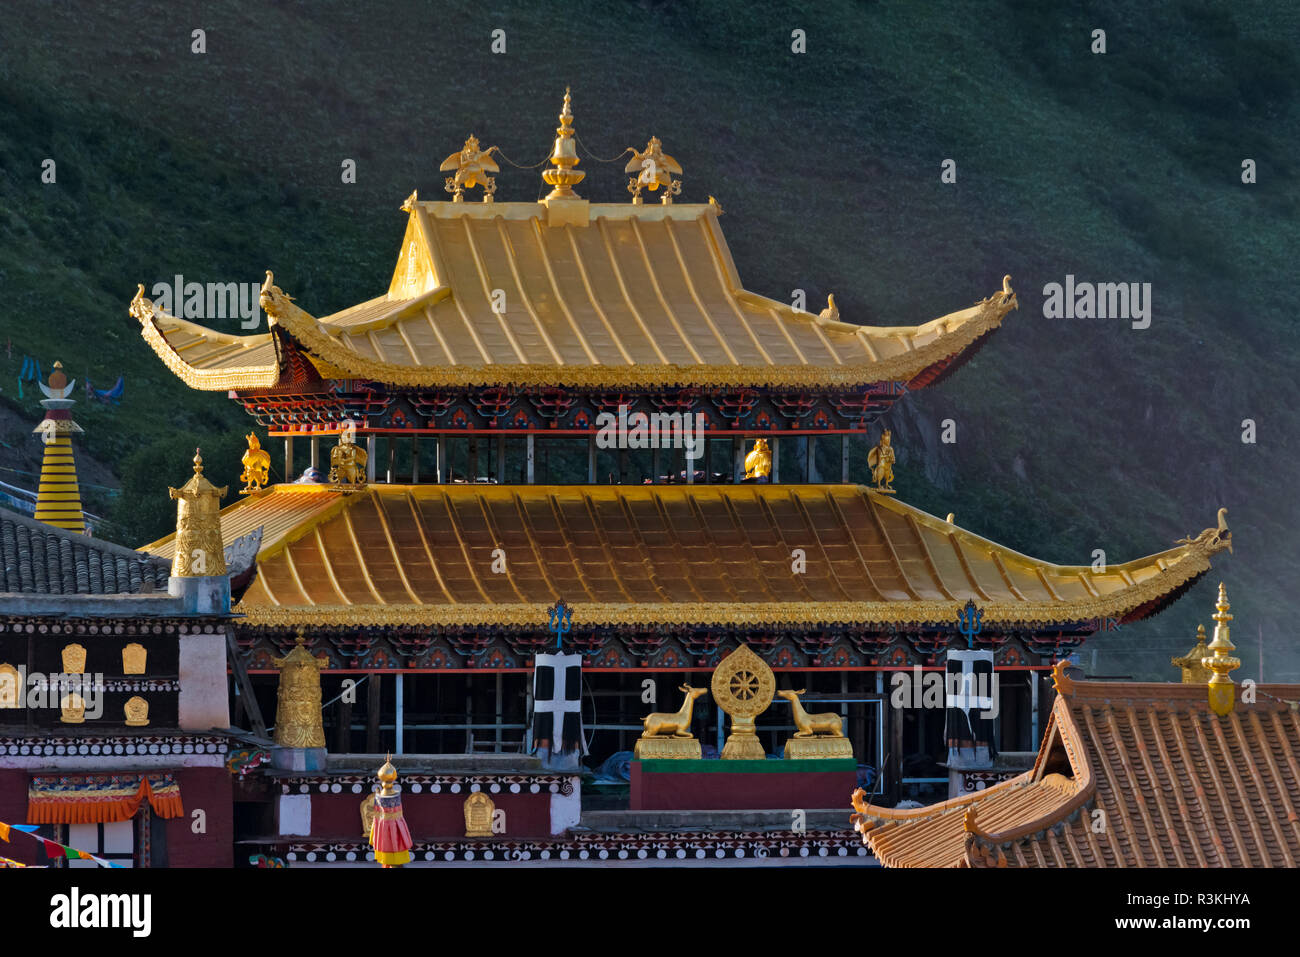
[
  {"x1": 377, "y1": 755, "x2": 398, "y2": 796},
  {"x1": 271, "y1": 634, "x2": 328, "y2": 748},
  {"x1": 1172, "y1": 623, "x2": 1212, "y2": 684},
  {"x1": 542, "y1": 87, "x2": 584, "y2": 200},
  {"x1": 1201, "y1": 583, "x2": 1241, "y2": 715},
  {"x1": 625, "y1": 136, "x2": 682, "y2": 205},
  {"x1": 439, "y1": 135, "x2": 500, "y2": 203},
  {"x1": 168, "y1": 446, "x2": 228, "y2": 577}
]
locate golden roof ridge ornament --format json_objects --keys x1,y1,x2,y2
[
  {"x1": 1202, "y1": 583, "x2": 1240, "y2": 716},
  {"x1": 439, "y1": 135, "x2": 500, "y2": 203},
  {"x1": 625, "y1": 136, "x2": 682, "y2": 205},
  {"x1": 168, "y1": 448, "x2": 228, "y2": 578},
  {"x1": 542, "y1": 87, "x2": 584, "y2": 200}
]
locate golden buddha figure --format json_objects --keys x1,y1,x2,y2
[
  {"x1": 239, "y1": 433, "x2": 271, "y2": 494},
  {"x1": 328, "y1": 430, "x2": 368, "y2": 487},
  {"x1": 743, "y1": 438, "x2": 772, "y2": 481},
  {"x1": 868, "y1": 430, "x2": 896, "y2": 493}
]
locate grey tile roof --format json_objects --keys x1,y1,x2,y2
[{"x1": 0, "y1": 507, "x2": 170, "y2": 595}]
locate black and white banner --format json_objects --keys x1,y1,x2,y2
[
  {"x1": 531, "y1": 652, "x2": 585, "y2": 764},
  {"x1": 945, "y1": 649, "x2": 996, "y2": 766}
]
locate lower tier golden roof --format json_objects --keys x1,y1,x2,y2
[
  {"x1": 139, "y1": 484, "x2": 1229, "y2": 630},
  {"x1": 853, "y1": 663, "x2": 1298, "y2": 867}
]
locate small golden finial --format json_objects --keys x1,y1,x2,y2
[
  {"x1": 169, "y1": 446, "x2": 228, "y2": 577},
  {"x1": 1201, "y1": 583, "x2": 1241, "y2": 716},
  {"x1": 625, "y1": 136, "x2": 682, "y2": 205},
  {"x1": 542, "y1": 87, "x2": 585, "y2": 200},
  {"x1": 377, "y1": 755, "x2": 398, "y2": 796},
  {"x1": 439, "y1": 135, "x2": 500, "y2": 203},
  {"x1": 1172, "y1": 623, "x2": 1212, "y2": 684},
  {"x1": 945, "y1": 513, "x2": 955, "y2": 524},
  {"x1": 818, "y1": 295, "x2": 840, "y2": 322}
]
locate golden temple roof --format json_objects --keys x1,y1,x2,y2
[
  {"x1": 852, "y1": 662, "x2": 1300, "y2": 867},
  {"x1": 131, "y1": 199, "x2": 1017, "y2": 390},
  {"x1": 138, "y1": 483, "x2": 1229, "y2": 629}
]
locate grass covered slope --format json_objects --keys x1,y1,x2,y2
[{"x1": 0, "y1": 0, "x2": 1294, "y2": 678}]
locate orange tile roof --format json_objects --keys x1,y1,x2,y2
[
  {"x1": 852, "y1": 662, "x2": 1300, "y2": 867},
  {"x1": 140, "y1": 484, "x2": 1230, "y2": 629},
  {"x1": 131, "y1": 201, "x2": 1017, "y2": 391}
]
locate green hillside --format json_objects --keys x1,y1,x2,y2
[{"x1": 0, "y1": 0, "x2": 1295, "y2": 678}]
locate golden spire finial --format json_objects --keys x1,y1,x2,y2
[
  {"x1": 377, "y1": 755, "x2": 398, "y2": 795},
  {"x1": 1201, "y1": 583, "x2": 1241, "y2": 715},
  {"x1": 168, "y1": 445, "x2": 228, "y2": 577},
  {"x1": 542, "y1": 87, "x2": 584, "y2": 200}
]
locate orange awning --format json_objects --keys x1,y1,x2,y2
[{"x1": 27, "y1": 773, "x2": 184, "y2": 824}]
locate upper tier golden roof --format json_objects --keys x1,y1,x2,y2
[
  {"x1": 139, "y1": 483, "x2": 1229, "y2": 629},
  {"x1": 131, "y1": 199, "x2": 1017, "y2": 391},
  {"x1": 852, "y1": 662, "x2": 1298, "y2": 868}
]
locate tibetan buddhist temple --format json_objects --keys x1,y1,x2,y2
[{"x1": 121, "y1": 92, "x2": 1235, "y2": 865}]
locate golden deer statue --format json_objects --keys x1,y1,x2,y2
[
  {"x1": 642, "y1": 685, "x2": 708, "y2": 738},
  {"x1": 777, "y1": 688, "x2": 844, "y2": 737}
]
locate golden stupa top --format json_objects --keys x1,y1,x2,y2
[{"x1": 130, "y1": 91, "x2": 1017, "y2": 392}]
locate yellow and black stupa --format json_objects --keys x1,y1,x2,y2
[{"x1": 32, "y1": 361, "x2": 85, "y2": 533}]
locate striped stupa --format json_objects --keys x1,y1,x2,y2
[{"x1": 32, "y1": 361, "x2": 85, "y2": 534}]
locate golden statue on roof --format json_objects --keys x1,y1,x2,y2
[
  {"x1": 328, "y1": 429, "x2": 368, "y2": 489},
  {"x1": 743, "y1": 438, "x2": 772, "y2": 481},
  {"x1": 626, "y1": 136, "x2": 682, "y2": 205},
  {"x1": 868, "y1": 430, "x2": 896, "y2": 493},
  {"x1": 439, "y1": 134, "x2": 500, "y2": 202},
  {"x1": 1172, "y1": 623, "x2": 1211, "y2": 684},
  {"x1": 239, "y1": 433, "x2": 270, "y2": 494}
]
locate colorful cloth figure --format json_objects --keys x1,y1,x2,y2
[{"x1": 369, "y1": 758, "x2": 412, "y2": 868}]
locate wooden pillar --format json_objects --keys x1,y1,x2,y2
[
  {"x1": 309, "y1": 436, "x2": 319, "y2": 470},
  {"x1": 386, "y1": 438, "x2": 395, "y2": 484},
  {"x1": 888, "y1": 674, "x2": 905, "y2": 803},
  {"x1": 733, "y1": 436, "x2": 744, "y2": 483},
  {"x1": 771, "y1": 437, "x2": 780, "y2": 484},
  {"x1": 805, "y1": 435, "x2": 815, "y2": 483},
  {"x1": 411, "y1": 437, "x2": 419, "y2": 483},
  {"x1": 334, "y1": 693, "x2": 353, "y2": 753},
  {"x1": 365, "y1": 673, "x2": 382, "y2": 754},
  {"x1": 526, "y1": 435, "x2": 535, "y2": 484},
  {"x1": 841, "y1": 434, "x2": 850, "y2": 483},
  {"x1": 284, "y1": 436, "x2": 294, "y2": 482},
  {"x1": 365, "y1": 436, "x2": 376, "y2": 483},
  {"x1": 496, "y1": 436, "x2": 505, "y2": 484},
  {"x1": 395, "y1": 673, "x2": 404, "y2": 755},
  {"x1": 436, "y1": 435, "x2": 446, "y2": 484}
]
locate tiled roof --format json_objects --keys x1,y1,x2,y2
[
  {"x1": 132, "y1": 201, "x2": 1017, "y2": 390},
  {"x1": 852, "y1": 662, "x2": 1300, "y2": 867},
  {"x1": 139, "y1": 484, "x2": 1229, "y2": 629},
  {"x1": 0, "y1": 507, "x2": 169, "y2": 596}
]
